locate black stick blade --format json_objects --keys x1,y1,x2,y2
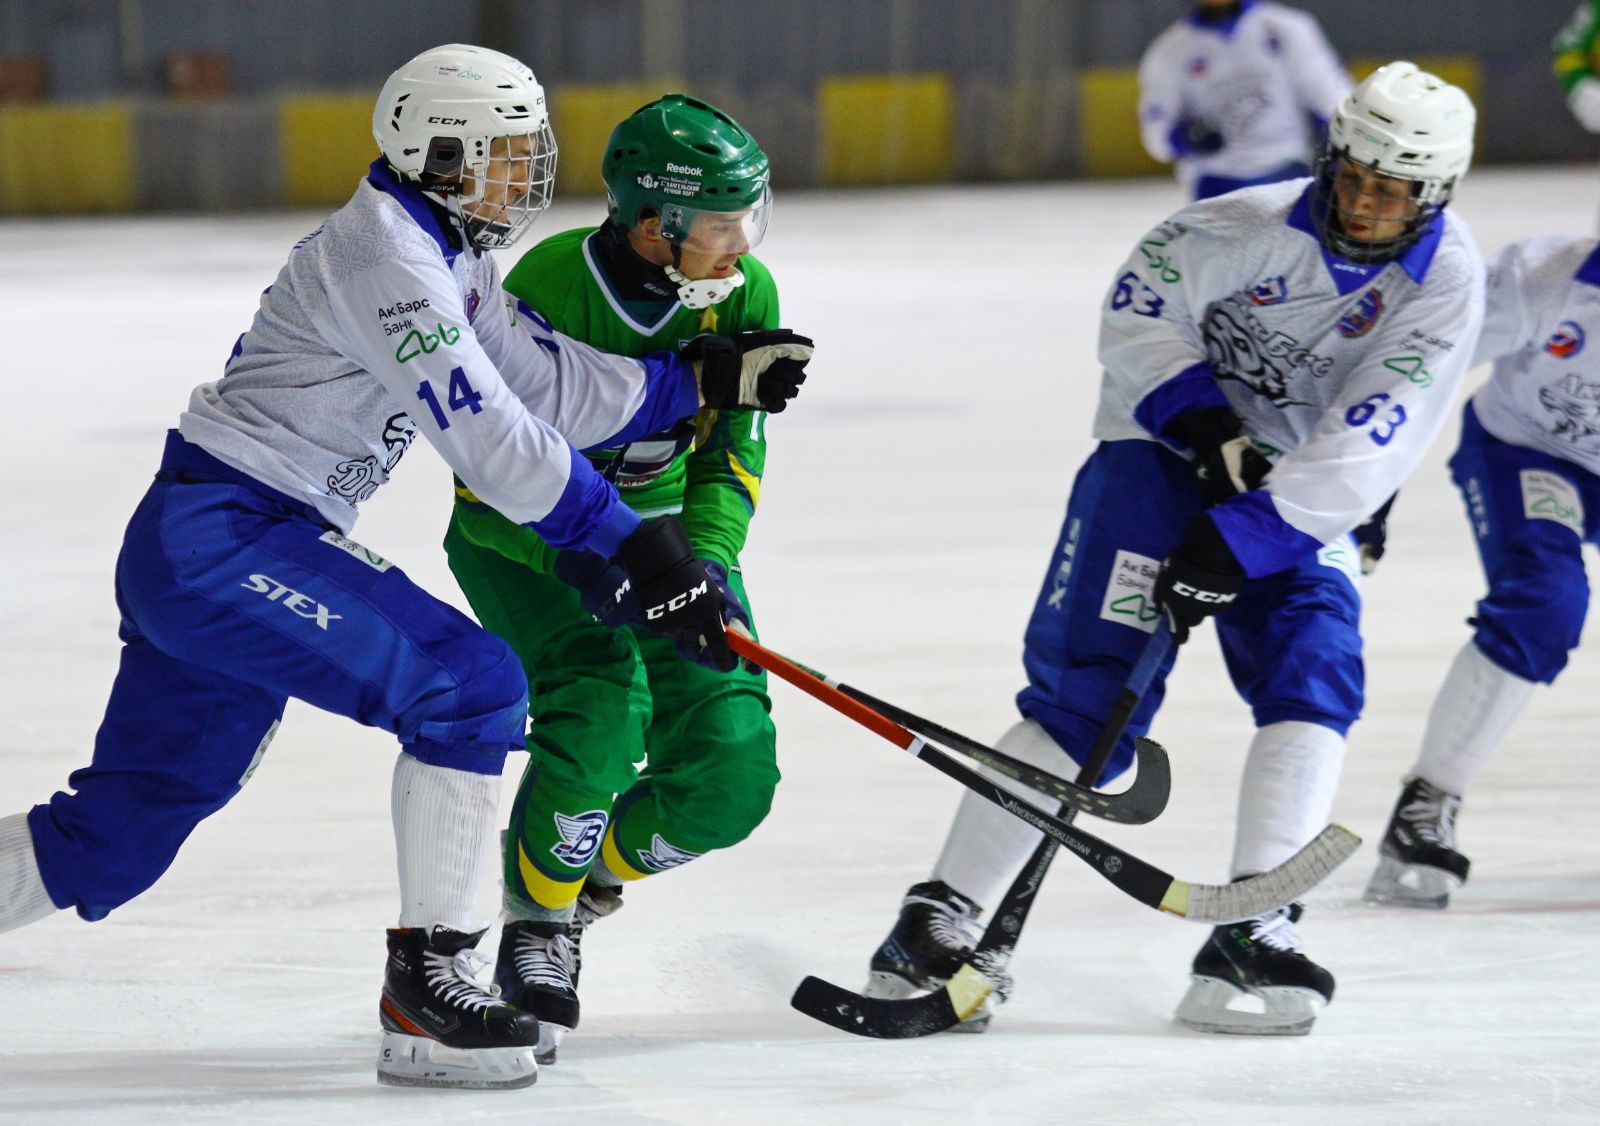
[{"x1": 790, "y1": 965, "x2": 998, "y2": 1040}]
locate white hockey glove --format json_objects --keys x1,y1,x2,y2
[
  {"x1": 685, "y1": 330, "x2": 813, "y2": 413},
  {"x1": 1570, "y1": 76, "x2": 1600, "y2": 133}
]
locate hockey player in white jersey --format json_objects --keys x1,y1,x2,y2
[
  {"x1": 0, "y1": 44, "x2": 810, "y2": 1090},
  {"x1": 1366, "y1": 234, "x2": 1600, "y2": 909},
  {"x1": 1139, "y1": 0, "x2": 1351, "y2": 200},
  {"x1": 865, "y1": 62, "x2": 1482, "y2": 1036}
]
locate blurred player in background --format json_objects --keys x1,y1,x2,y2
[
  {"x1": 1139, "y1": 0, "x2": 1351, "y2": 200},
  {"x1": 866, "y1": 62, "x2": 1481, "y2": 1037},
  {"x1": 1367, "y1": 234, "x2": 1600, "y2": 909},
  {"x1": 443, "y1": 94, "x2": 785, "y2": 1065},
  {"x1": 1555, "y1": 1, "x2": 1600, "y2": 136},
  {"x1": 0, "y1": 45, "x2": 809, "y2": 1090}
]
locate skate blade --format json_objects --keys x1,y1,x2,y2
[
  {"x1": 1174, "y1": 975, "x2": 1323, "y2": 1037},
  {"x1": 376, "y1": 1031, "x2": 538, "y2": 1089},
  {"x1": 1363, "y1": 856, "x2": 1460, "y2": 910},
  {"x1": 534, "y1": 1022, "x2": 568, "y2": 1066},
  {"x1": 862, "y1": 970, "x2": 993, "y2": 1032}
]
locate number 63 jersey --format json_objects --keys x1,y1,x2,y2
[
  {"x1": 1092, "y1": 177, "x2": 1486, "y2": 578},
  {"x1": 179, "y1": 160, "x2": 697, "y2": 550}
]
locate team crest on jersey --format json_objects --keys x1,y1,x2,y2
[
  {"x1": 1249, "y1": 276, "x2": 1288, "y2": 306},
  {"x1": 550, "y1": 810, "x2": 608, "y2": 867},
  {"x1": 1545, "y1": 320, "x2": 1585, "y2": 359},
  {"x1": 636, "y1": 834, "x2": 701, "y2": 873},
  {"x1": 1336, "y1": 288, "x2": 1384, "y2": 338}
]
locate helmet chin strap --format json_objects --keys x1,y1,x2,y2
[{"x1": 665, "y1": 263, "x2": 745, "y2": 309}]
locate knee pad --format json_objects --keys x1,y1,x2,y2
[
  {"x1": 1473, "y1": 568, "x2": 1588, "y2": 684},
  {"x1": 405, "y1": 633, "x2": 528, "y2": 775}
]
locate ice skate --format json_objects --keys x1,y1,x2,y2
[
  {"x1": 377, "y1": 925, "x2": 539, "y2": 1089},
  {"x1": 1175, "y1": 904, "x2": 1334, "y2": 1036},
  {"x1": 1364, "y1": 776, "x2": 1470, "y2": 909},
  {"x1": 496, "y1": 920, "x2": 580, "y2": 1065},
  {"x1": 864, "y1": 880, "x2": 993, "y2": 1031}
]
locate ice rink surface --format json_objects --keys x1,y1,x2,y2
[{"x1": 4, "y1": 165, "x2": 1600, "y2": 1125}]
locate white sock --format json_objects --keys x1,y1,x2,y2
[
  {"x1": 932, "y1": 719, "x2": 1072, "y2": 910},
  {"x1": 1411, "y1": 641, "x2": 1536, "y2": 797},
  {"x1": 1231, "y1": 721, "x2": 1346, "y2": 878},
  {"x1": 391, "y1": 752, "x2": 499, "y2": 933},
  {"x1": 0, "y1": 812, "x2": 59, "y2": 934}
]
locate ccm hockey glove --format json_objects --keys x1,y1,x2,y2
[
  {"x1": 613, "y1": 516, "x2": 736, "y2": 672},
  {"x1": 553, "y1": 549, "x2": 645, "y2": 629},
  {"x1": 685, "y1": 330, "x2": 813, "y2": 413},
  {"x1": 1166, "y1": 406, "x2": 1272, "y2": 507},
  {"x1": 1155, "y1": 514, "x2": 1246, "y2": 644}
]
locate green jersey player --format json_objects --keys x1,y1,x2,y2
[
  {"x1": 1555, "y1": 0, "x2": 1600, "y2": 133},
  {"x1": 442, "y1": 94, "x2": 781, "y2": 1064}
]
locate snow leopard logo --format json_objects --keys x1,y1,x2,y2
[
  {"x1": 1202, "y1": 299, "x2": 1329, "y2": 408},
  {"x1": 1539, "y1": 373, "x2": 1600, "y2": 442}
]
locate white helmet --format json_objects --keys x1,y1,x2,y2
[
  {"x1": 372, "y1": 44, "x2": 557, "y2": 251},
  {"x1": 1313, "y1": 61, "x2": 1475, "y2": 263}
]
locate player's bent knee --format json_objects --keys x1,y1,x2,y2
[
  {"x1": 401, "y1": 633, "x2": 529, "y2": 770},
  {"x1": 1475, "y1": 582, "x2": 1587, "y2": 684}
]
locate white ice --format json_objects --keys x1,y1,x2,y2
[{"x1": 3, "y1": 167, "x2": 1600, "y2": 1125}]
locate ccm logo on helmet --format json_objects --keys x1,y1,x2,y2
[
  {"x1": 645, "y1": 579, "x2": 709, "y2": 620},
  {"x1": 1170, "y1": 582, "x2": 1237, "y2": 606},
  {"x1": 427, "y1": 116, "x2": 469, "y2": 126}
]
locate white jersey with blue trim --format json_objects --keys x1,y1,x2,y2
[
  {"x1": 1470, "y1": 235, "x2": 1600, "y2": 477},
  {"x1": 1138, "y1": 1, "x2": 1350, "y2": 185},
  {"x1": 1093, "y1": 177, "x2": 1485, "y2": 577},
  {"x1": 180, "y1": 163, "x2": 694, "y2": 550}
]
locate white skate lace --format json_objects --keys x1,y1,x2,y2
[
  {"x1": 423, "y1": 947, "x2": 503, "y2": 1012},
  {"x1": 1248, "y1": 907, "x2": 1303, "y2": 953},
  {"x1": 905, "y1": 893, "x2": 981, "y2": 951},
  {"x1": 1399, "y1": 782, "x2": 1461, "y2": 848},
  {"x1": 513, "y1": 929, "x2": 577, "y2": 992}
]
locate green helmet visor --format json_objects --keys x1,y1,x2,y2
[{"x1": 658, "y1": 185, "x2": 771, "y2": 256}]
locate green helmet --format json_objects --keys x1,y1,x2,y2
[{"x1": 603, "y1": 94, "x2": 771, "y2": 247}]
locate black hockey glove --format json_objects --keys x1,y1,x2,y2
[
  {"x1": 1154, "y1": 514, "x2": 1246, "y2": 645},
  {"x1": 685, "y1": 330, "x2": 813, "y2": 413},
  {"x1": 1169, "y1": 117, "x2": 1225, "y2": 157},
  {"x1": 700, "y1": 560, "x2": 760, "y2": 673},
  {"x1": 553, "y1": 549, "x2": 645, "y2": 629},
  {"x1": 613, "y1": 516, "x2": 736, "y2": 672},
  {"x1": 1353, "y1": 492, "x2": 1397, "y2": 576},
  {"x1": 1166, "y1": 406, "x2": 1273, "y2": 507}
]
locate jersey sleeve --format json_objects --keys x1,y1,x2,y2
[
  {"x1": 1281, "y1": 10, "x2": 1352, "y2": 122},
  {"x1": 1554, "y1": 0, "x2": 1600, "y2": 93},
  {"x1": 1136, "y1": 32, "x2": 1185, "y2": 164},
  {"x1": 681, "y1": 259, "x2": 781, "y2": 567},
  {"x1": 1473, "y1": 241, "x2": 1540, "y2": 367},
  {"x1": 1210, "y1": 282, "x2": 1486, "y2": 577},
  {"x1": 312, "y1": 255, "x2": 639, "y2": 555},
  {"x1": 1098, "y1": 215, "x2": 1235, "y2": 439}
]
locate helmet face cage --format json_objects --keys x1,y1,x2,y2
[
  {"x1": 1310, "y1": 148, "x2": 1446, "y2": 265},
  {"x1": 445, "y1": 121, "x2": 557, "y2": 251}
]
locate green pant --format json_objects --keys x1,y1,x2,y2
[{"x1": 443, "y1": 516, "x2": 778, "y2": 920}]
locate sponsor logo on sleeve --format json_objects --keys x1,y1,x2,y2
[
  {"x1": 1098, "y1": 549, "x2": 1162, "y2": 634},
  {"x1": 1520, "y1": 469, "x2": 1585, "y2": 534}
]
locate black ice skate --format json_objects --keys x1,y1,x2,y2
[
  {"x1": 1364, "y1": 776, "x2": 1470, "y2": 909},
  {"x1": 1174, "y1": 903, "x2": 1335, "y2": 1036},
  {"x1": 377, "y1": 925, "x2": 540, "y2": 1089},
  {"x1": 496, "y1": 920, "x2": 580, "y2": 1065},
  {"x1": 863, "y1": 880, "x2": 992, "y2": 1031}
]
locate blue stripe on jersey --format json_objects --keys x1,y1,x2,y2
[
  {"x1": 593, "y1": 353, "x2": 700, "y2": 449},
  {"x1": 366, "y1": 159, "x2": 462, "y2": 266},
  {"x1": 1576, "y1": 242, "x2": 1600, "y2": 287},
  {"x1": 1133, "y1": 360, "x2": 1232, "y2": 441},
  {"x1": 1208, "y1": 489, "x2": 1324, "y2": 577},
  {"x1": 523, "y1": 454, "x2": 641, "y2": 556}
]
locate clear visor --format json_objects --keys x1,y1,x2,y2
[
  {"x1": 458, "y1": 124, "x2": 559, "y2": 251},
  {"x1": 663, "y1": 187, "x2": 771, "y2": 257}
]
